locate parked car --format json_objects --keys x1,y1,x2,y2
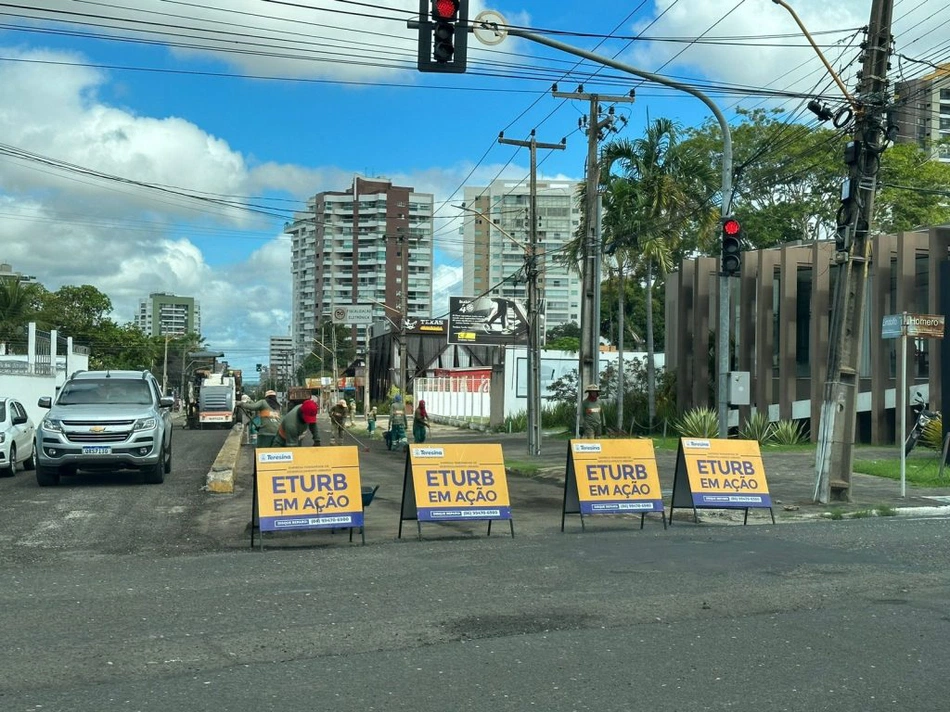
[
  {"x1": 35, "y1": 370, "x2": 174, "y2": 486},
  {"x1": 0, "y1": 397, "x2": 36, "y2": 477}
]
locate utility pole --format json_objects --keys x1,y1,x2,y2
[
  {"x1": 398, "y1": 230, "x2": 409, "y2": 402},
  {"x1": 812, "y1": 0, "x2": 895, "y2": 503},
  {"x1": 553, "y1": 86, "x2": 635, "y2": 436},
  {"x1": 498, "y1": 130, "x2": 565, "y2": 456}
]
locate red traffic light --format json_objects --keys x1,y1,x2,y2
[
  {"x1": 433, "y1": 0, "x2": 459, "y2": 20},
  {"x1": 722, "y1": 218, "x2": 740, "y2": 236}
]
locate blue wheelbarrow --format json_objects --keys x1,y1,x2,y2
[{"x1": 361, "y1": 485, "x2": 380, "y2": 508}]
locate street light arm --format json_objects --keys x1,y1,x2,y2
[
  {"x1": 488, "y1": 24, "x2": 734, "y2": 215},
  {"x1": 771, "y1": 0, "x2": 858, "y2": 109},
  {"x1": 454, "y1": 203, "x2": 529, "y2": 253}
]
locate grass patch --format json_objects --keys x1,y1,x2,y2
[
  {"x1": 852, "y1": 456, "x2": 948, "y2": 486},
  {"x1": 876, "y1": 504, "x2": 898, "y2": 517},
  {"x1": 828, "y1": 508, "x2": 845, "y2": 520},
  {"x1": 851, "y1": 509, "x2": 873, "y2": 519},
  {"x1": 505, "y1": 460, "x2": 542, "y2": 477}
]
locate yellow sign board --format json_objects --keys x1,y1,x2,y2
[
  {"x1": 255, "y1": 446, "x2": 363, "y2": 532},
  {"x1": 400, "y1": 443, "x2": 511, "y2": 524},
  {"x1": 670, "y1": 438, "x2": 774, "y2": 523},
  {"x1": 563, "y1": 440, "x2": 664, "y2": 528}
]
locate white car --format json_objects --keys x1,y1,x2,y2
[{"x1": 0, "y1": 397, "x2": 36, "y2": 477}]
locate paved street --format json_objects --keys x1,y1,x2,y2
[{"x1": 4, "y1": 422, "x2": 950, "y2": 711}]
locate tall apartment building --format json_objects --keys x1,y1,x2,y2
[
  {"x1": 269, "y1": 335, "x2": 294, "y2": 382},
  {"x1": 462, "y1": 179, "x2": 583, "y2": 331},
  {"x1": 285, "y1": 176, "x2": 434, "y2": 360},
  {"x1": 134, "y1": 293, "x2": 200, "y2": 336},
  {"x1": 894, "y1": 64, "x2": 950, "y2": 162}
]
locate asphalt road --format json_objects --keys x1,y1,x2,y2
[{"x1": 3, "y1": 427, "x2": 950, "y2": 711}]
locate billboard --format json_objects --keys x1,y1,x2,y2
[{"x1": 448, "y1": 296, "x2": 529, "y2": 346}]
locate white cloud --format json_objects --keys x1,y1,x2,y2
[{"x1": 432, "y1": 263, "x2": 463, "y2": 317}]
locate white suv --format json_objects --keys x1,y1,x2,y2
[{"x1": 35, "y1": 370, "x2": 173, "y2": 486}]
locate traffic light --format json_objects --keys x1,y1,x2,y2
[
  {"x1": 255, "y1": 363, "x2": 262, "y2": 372},
  {"x1": 416, "y1": 0, "x2": 468, "y2": 73},
  {"x1": 721, "y1": 217, "x2": 742, "y2": 276}
]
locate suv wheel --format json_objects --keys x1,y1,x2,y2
[
  {"x1": 163, "y1": 437, "x2": 173, "y2": 474},
  {"x1": 144, "y1": 445, "x2": 165, "y2": 485},
  {"x1": 36, "y1": 463, "x2": 60, "y2": 487}
]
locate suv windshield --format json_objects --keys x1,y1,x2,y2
[{"x1": 57, "y1": 380, "x2": 153, "y2": 406}]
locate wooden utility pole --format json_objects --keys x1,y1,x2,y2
[
  {"x1": 498, "y1": 130, "x2": 565, "y2": 456},
  {"x1": 814, "y1": 0, "x2": 895, "y2": 502},
  {"x1": 552, "y1": 86, "x2": 635, "y2": 435}
]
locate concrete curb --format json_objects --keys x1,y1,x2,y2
[{"x1": 204, "y1": 423, "x2": 245, "y2": 494}]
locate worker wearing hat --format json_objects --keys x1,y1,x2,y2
[
  {"x1": 580, "y1": 383, "x2": 605, "y2": 438},
  {"x1": 236, "y1": 389, "x2": 282, "y2": 447},
  {"x1": 273, "y1": 398, "x2": 321, "y2": 447},
  {"x1": 329, "y1": 398, "x2": 349, "y2": 445}
]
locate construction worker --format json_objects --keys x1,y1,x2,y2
[
  {"x1": 236, "y1": 389, "x2": 282, "y2": 447},
  {"x1": 386, "y1": 396, "x2": 408, "y2": 450},
  {"x1": 347, "y1": 397, "x2": 357, "y2": 426},
  {"x1": 367, "y1": 406, "x2": 378, "y2": 437},
  {"x1": 412, "y1": 399, "x2": 431, "y2": 443},
  {"x1": 329, "y1": 399, "x2": 348, "y2": 445},
  {"x1": 580, "y1": 383, "x2": 605, "y2": 438},
  {"x1": 273, "y1": 399, "x2": 321, "y2": 447}
]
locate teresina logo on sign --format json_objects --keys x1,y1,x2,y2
[
  {"x1": 573, "y1": 443, "x2": 602, "y2": 453},
  {"x1": 415, "y1": 448, "x2": 445, "y2": 458},
  {"x1": 259, "y1": 452, "x2": 294, "y2": 463}
]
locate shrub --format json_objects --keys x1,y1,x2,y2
[
  {"x1": 739, "y1": 411, "x2": 773, "y2": 444},
  {"x1": 772, "y1": 419, "x2": 807, "y2": 445},
  {"x1": 674, "y1": 407, "x2": 719, "y2": 438},
  {"x1": 920, "y1": 414, "x2": 944, "y2": 451}
]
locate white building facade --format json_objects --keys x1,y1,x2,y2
[{"x1": 462, "y1": 179, "x2": 583, "y2": 332}]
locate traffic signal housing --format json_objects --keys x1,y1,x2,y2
[
  {"x1": 417, "y1": 0, "x2": 469, "y2": 73},
  {"x1": 721, "y1": 217, "x2": 742, "y2": 277}
]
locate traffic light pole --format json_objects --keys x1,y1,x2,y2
[
  {"x1": 812, "y1": 0, "x2": 894, "y2": 503},
  {"x1": 498, "y1": 130, "x2": 565, "y2": 456}
]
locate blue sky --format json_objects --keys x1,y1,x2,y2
[{"x1": 0, "y1": 0, "x2": 945, "y2": 376}]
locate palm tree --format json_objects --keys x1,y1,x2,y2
[
  {"x1": 0, "y1": 279, "x2": 43, "y2": 352},
  {"x1": 601, "y1": 118, "x2": 718, "y2": 430}
]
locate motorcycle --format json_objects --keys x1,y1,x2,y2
[{"x1": 904, "y1": 395, "x2": 940, "y2": 456}]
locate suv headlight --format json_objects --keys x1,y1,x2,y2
[
  {"x1": 133, "y1": 417, "x2": 158, "y2": 431},
  {"x1": 42, "y1": 418, "x2": 64, "y2": 433},
  {"x1": 0, "y1": 432, "x2": 5, "y2": 444}
]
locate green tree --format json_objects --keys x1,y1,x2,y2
[
  {"x1": 681, "y1": 108, "x2": 844, "y2": 250},
  {"x1": 39, "y1": 284, "x2": 114, "y2": 343},
  {"x1": 545, "y1": 320, "x2": 580, "y2": 352},
  {"x1": 0, "y1": 279, "x2": 46, "y2": 350},
  {"x1": 877, "y1": 141, "x2": 950, "y2": 233},
  {"x1": 601, "y1": 118, "x2": 717, "y2": 429}
]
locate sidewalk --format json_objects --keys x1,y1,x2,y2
[
  {"x1": 228, "y1": 416, "x2": 950, "y2": 524},
  {"x1": 493, "y1": 431, "x2": 950, "y2": 521}
]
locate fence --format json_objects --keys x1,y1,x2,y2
[
  {"x1": 0, "y1": 323, "x2": 86, "y2": 377},
  {"x1": 413, "y1": 375, "x2": 491, "y2": 428}
]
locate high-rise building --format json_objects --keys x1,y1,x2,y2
[
  {"x1": 269, "y1": 335, "x2": 294, "y2": 383},
  {"x1": 135, "y1": 293, "x2": 200, "y2": 336},
  {"x1": 894, "y1": 64, "x2": 950, "y2": 162},
  {"x1": 285, "y1": 176, "x2": 434, "y2": 360},
  {"x1": 462, "y1": 179, "x2": 583, "y2": 332}
]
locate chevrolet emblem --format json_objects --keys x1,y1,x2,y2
[{"x1": 89, "y1": 426, "x2": 106, "y2": 433}]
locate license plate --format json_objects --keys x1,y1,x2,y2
[{"x1": 82, "y1": 445, "x2": 112, "y2": 455}]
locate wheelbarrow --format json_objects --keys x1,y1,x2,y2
[
  {"x1": 347, "y1": 485, "x2": 379, "y2": 545},
  {"x1": 361, "y1": 485, "x2": 380, "y2": 508}
]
